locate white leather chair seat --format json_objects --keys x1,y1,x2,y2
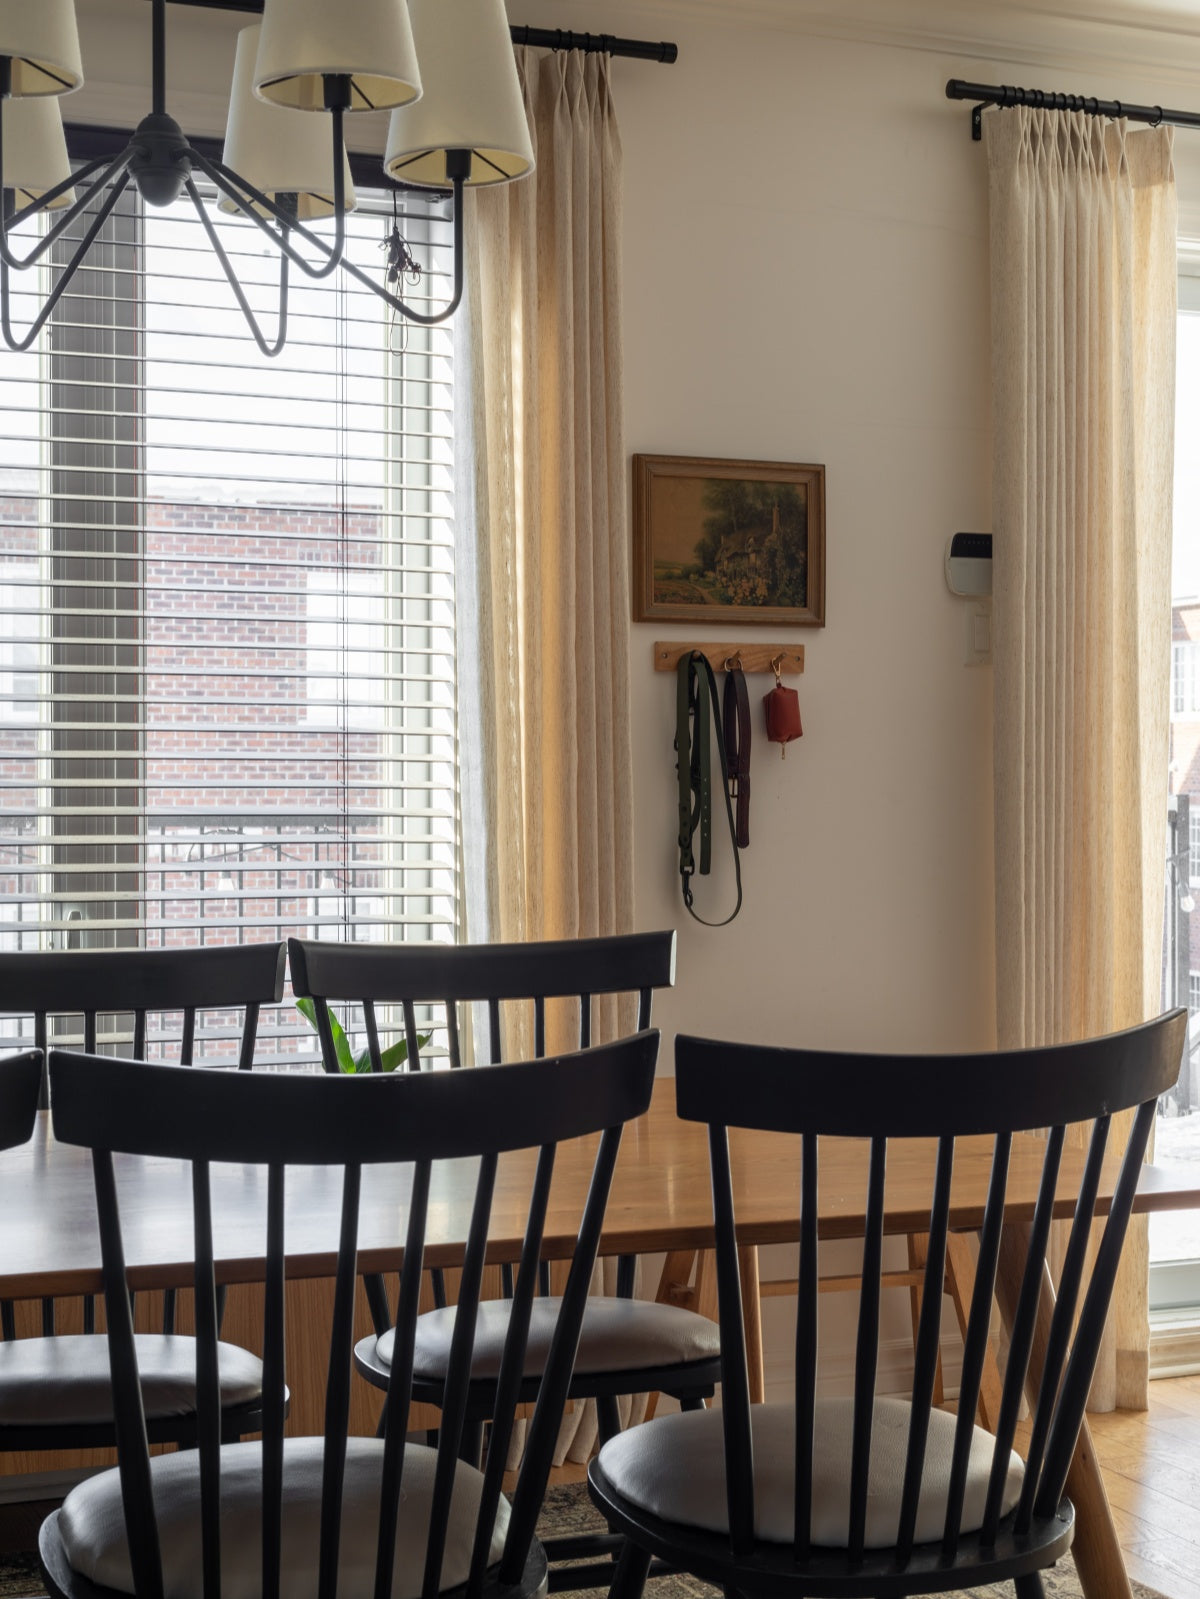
[
  {"x1": 597, "y1": 1397, "x2": 1025, "y2": 1550},
  {"x1": 376, "y1": 1296, "x2": 721, "y2": 1380},
  {"x1": 0, "y1": 1335, "x2": 263, "y2": 1426},
  {"x1": 58, "y1": 1436, "x2": 509, "y2": 1599}
]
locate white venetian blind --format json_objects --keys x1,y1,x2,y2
[{"x1": 0, "y1": 176, "x2": 459, "y2": 1065}]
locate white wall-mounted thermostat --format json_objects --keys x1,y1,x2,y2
[{"x1": 945, "y1": 532, "x2": 992, "y2": 597}]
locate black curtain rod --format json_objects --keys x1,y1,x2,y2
[
  {"x1": 509, "y1": 27, "x2": 676, "y2": 63},
  {"x1": 946, "y1": 78, "x2": 1200, "y2": 141},
  {"x1": 142, "y1": 0, "x2": 678, "y2": 62}
]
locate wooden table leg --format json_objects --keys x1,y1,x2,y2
[
  {"x1": 945, "y1": 1231, "x2": 1005, "y2": 1430},
  {"x1": 737, "y1": 1244, "x2": 765, "y2": 1404},
  {"x1": 994, "y1": 1221, "x2": 1132, "y2": 1599}
]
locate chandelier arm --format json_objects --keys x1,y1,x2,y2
[
  {"x1": 335, "y1": 176, "x2": 466, "y2": 326},
  {"x1": 6, "y1": 152, "x2": 127, "y2": 233},
  {"x1": 0, "y1": 172, "x2": 133, "y2": 353},
  {"x1": 187, "y1": 149, "x2": 347, "y2": 281},
  {"x1": 184, "y1": 179, "x2": 289, "y2": 359},
  {"x1": 0, "y1": 144, "x2": 136, "y2": 272}
]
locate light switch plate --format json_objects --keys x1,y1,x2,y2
[{"x1": 966, "y1": 600, "x2": 992, "y2": 666}]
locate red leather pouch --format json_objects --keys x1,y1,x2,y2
[{"x1": 763, "y1": 684, "x2": 803, "y2": 752}]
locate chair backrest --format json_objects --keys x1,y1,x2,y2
[
  {"x1": 674, "y1": 1010, "x2": 1186, "y2": 1571},
  {"x1": 288, "y1": 932, "x2": 676, "y2": 1071},
  {"x1": 48, "y1": 1029, "x2": 659, "y2": 1599},
  {"x1": 0, "y1": 943, "x2": 287, "y2": 1069},
  {"x1": 0, "y1": 1050, "x2": 42, "y2": 1153}
]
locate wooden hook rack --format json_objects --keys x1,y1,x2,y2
[{"x1": 652, "y1": 642, "x2": 805, "y2": 674}]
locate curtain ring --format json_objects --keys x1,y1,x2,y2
[{"x1": 1150, "y1": 106, "x2": 1164, "y2": 127}]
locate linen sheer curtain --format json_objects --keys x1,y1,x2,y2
[
  {"x1": 987, "y1": 109, "x2": 1176, "y2": 1410},
  {"x1": 455, "y1": 47, "x2": 637, "y2": 1461},
  {"x1": 458, "y1": 44, "x2": 633, "y2": 1020}
]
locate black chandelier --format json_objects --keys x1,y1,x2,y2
[{"x1": 0, "y1": 0, "x2": 534, "y2": 356}]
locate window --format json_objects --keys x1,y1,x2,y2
[
  {"x1": 0, "y1": 180, "x2": 460, "y2": 1064},
  {"x1": 1175, "y1": 640, "x2": 1200, "y2": 716},
  {"x1": 1154, "y1": 253, "x2": 1200, "y2": 1310}
]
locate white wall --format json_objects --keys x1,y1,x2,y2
[{"x1": 515, "y1": 5, "x2": 1003, "y2": 1059}]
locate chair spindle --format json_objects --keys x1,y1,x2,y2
[
  {"x1": 469, "y1": 1144, "x2": 558, "y2": 1594},
  {"x1": 317, "y1": 1165, "x2": 363, "y2": 1599},
  {"x1": 261, "y1": 1165, "x2": 287, "y2": 1599},
  {"x1": 709, "y1": 1123, "x2": 755, "y2": 1558},
  {"x1": 793, "y1": 1133, "x2": 819, "y2": 1561},
  {"x1": 848, "y1": 1137, "x2": 888, "y2": 1563},
  {"x1": 373, "y1": 1161, "x2": 431, "y2": 1599},
  {"x1": 191, "y1": 1160, "x2": 222, "y2": 1599},
  {"x1": 895, "y1": 1135, "x2": 955, "y2": 1561},
  {"x1": 1015, "y1": 1115, "x2": 1111, "y2": 1532},
  {"x1": 942, "y1": 1132, "x2": 1011, "y2": 1556},
  {"x1": 363, "y1": 1000, "x2": 383, "y2": 1073},
  {"x1": 423, "y1": 1154, "x2": 499, "y2": 1599},
  {"x1": 980, "y1": 1125, "x2": 1066, "y2": 1544}
]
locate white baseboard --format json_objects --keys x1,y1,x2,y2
[
  {"x1": 1149, "y1": 1311, "x2": 1200, "y2": 1379},
  {"x1": 762, "y1": 1335, "x2": 967, "y2": 1405},
  {"x1": 0, "y1": 1467, "x2": 104, "y2": 1505}
]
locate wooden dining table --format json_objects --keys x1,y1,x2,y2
[{"x1": 0, "y1": 1076, "x2": 1195, "y2": 1599}]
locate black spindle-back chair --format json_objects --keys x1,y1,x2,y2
[
  {"x1": 589, "y1": 1011, "x2": 1186, "y2": 1599},
  {"x1": 0, "y1": 1049, "x2": 42, "y2": 1156},
  {"x1": 38, "y1": 1030, "x2": 659, "y2": 1599},
  {"x1": 0, "y1": 944, "x2": 285, "y2": 1454},
  {"x1": 289, "y1": 933, "x2": 716, "y2": 1589}
]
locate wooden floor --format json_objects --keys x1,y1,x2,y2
[{"x1": 1082, "y1": 1377, "x2": 1200, "y2": 1599}]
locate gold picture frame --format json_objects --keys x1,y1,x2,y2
[{"x1": 632, "y1": 453, "x2": 826, "y2": 627}]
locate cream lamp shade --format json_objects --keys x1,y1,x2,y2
[
  {"x1": 0, "y1": 0, "x2": 84, "y2": 97},
  {"x1": 384, "y1": 0, "x2": 533, "y2": 187},
  {"x1": 253, "y1": 0, "x2": 421, "y2": 114},
  {"x1": 221, "y1": 25, "x2": 356, "y2": 220},
  {"x1": 3, "y1": 95, "x2": 74, "y2": 208}
]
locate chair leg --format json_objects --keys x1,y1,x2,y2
[
  {"x1": 1015, "y1": 1573, "x2": 1047, "y2": 1599},
  {"x1": 608, "y1": 1540, "x2": 652, "y2": 1599},
  {"x1": 679, "y1": 1394, "x2": 706, "y2": 1411},
  {"x1": 596, "y1": 1394, "x2": 623, "y2": 1447},
  {"x1": 458, "y1": 1418, "x2": 483, "y2": 1465}
]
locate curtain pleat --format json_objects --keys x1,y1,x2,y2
[{"x1": 987, "y1": 108, "x2": 1176, "y2": 1409}]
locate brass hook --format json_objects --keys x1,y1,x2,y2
[
  {"x1": 724, "y1": 653, "x2": 743, "y2": 673},
  {"x1": 770, "y1": 652, "x2": 784, "y2": 685}
]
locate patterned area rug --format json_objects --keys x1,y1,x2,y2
[
  {"x1": 537, "y1": 1480, "x2": 1170, "y2": 1599},
  {"x1": 0, "y1": 1555, "x2": 39, "y2": 1599},
  {"x1": 0, "y1": 1483, "x2": 1171, "y2": 1599}
]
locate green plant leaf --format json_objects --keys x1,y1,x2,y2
[
  {"x1": 296, "y1": 999, "x2": 432, "y2": 1074},
  {"x1": 294, "y1": 997, "x2": 358, "y2": 1073},
  {"x1": 375, "y1": 1032, "x2": 434, "y2": 1073}
]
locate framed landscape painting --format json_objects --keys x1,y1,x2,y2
[{"x1": 632, "y1": 454, "x2": 825, "y2": 626}]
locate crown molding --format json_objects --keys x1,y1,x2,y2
[{"x1": 570, "y1": 0, "x2": 1200, "y2": 88}]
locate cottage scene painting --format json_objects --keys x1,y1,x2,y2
[{"x1": 632, "y1": 454, "x2": 825, "y2": 626}]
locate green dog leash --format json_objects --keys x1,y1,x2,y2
[{"x1": 676, "y1": 652, "x2": 743, "y2": 926}]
